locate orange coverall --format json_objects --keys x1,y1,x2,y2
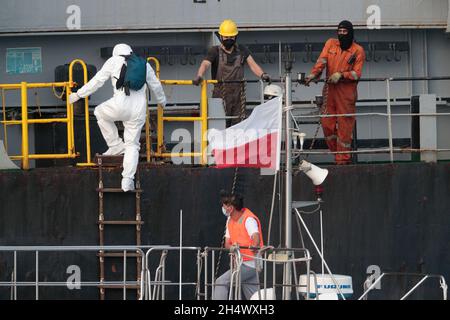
[{"x1": 310, "y1": 38, "x2": 365, "y2": 164}]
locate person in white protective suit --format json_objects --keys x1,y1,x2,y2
[{"x1": 68, "y1": 44, "x2": 166, "y2": 192}]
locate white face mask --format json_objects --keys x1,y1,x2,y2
[{"x1": 222, "y1": 206, "x2": 230, "y2": 217}]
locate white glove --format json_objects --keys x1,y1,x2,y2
[
  {"x1": 68, "y1": 92, "x2": 80, "y2": 104},
  {"x1": 328, "y1": 72, "x2": 342, "y2": 84},
  {"x1": 229, "y1": 244, "x2": 239, "y2": 253}
]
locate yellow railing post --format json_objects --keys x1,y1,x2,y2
[
  {"x1": 145, "y1": 89, "x2": 151, "y2": 162},
  {"x1": 147, "y1": 57, "x2": 161, "y2": 79},
  {"x1": 146, "y1": 57, "x2": 161, "y2": 162},
  {"x1": 1, "y1": 88, "x2": 7, "y2": 152},
  {"x1": 20, "y1": 82, "x2": 29, "y2": 170},
  {"x1": 200, "y1": 80, "x2": 208, "y2": 165},
  {"x1": 69, "y1": 59, "x2": 94, "y2": 167},
  {"x1": 147, "y1": 58, "x2": 165, "y2": 159},
  {"x1": 66, "y1": 82, "x2": 74, "y2": 157},
  {"x1": 157, "y1": 105, "x2": 164, "y2": 157}
]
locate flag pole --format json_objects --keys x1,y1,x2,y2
[{"x1": 283, "y1": 52, "x2": 294, "y2": 300}]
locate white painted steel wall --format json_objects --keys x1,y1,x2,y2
[{"x1": 0, "y1": 0, "x2": 448, "y2": 34}]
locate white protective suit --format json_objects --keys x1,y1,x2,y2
[{"x1": 75, "y1": 43, "x2": 166, "y2": 191}]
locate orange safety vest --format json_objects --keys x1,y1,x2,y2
[{"x1": 228, "y1": 208, "x2": 264, "y2": 261}]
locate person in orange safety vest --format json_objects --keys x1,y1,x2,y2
[
  {"x1": 305, "y1": 20, "x2": 366, "y2": 165},
  {"x1": 213, "y1": 191, "x2": 264, "y2": 300}
]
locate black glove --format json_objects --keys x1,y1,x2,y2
[
  {"x1": 248, "y1": 245, "x2": 259, "y2": 253},
  {"x1": 304, "y1": 74, "x2": 317, "y2": 87},
  {"x1": 261, "y1": 72, "x2": 271, "y2": 83},
  {"x1": 192, "y1": 76, "x2": 203, "y2": 86}
]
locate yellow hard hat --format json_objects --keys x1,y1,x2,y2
[{"x1": 219, "y1": 19, "x2": 238, "y2": 37}]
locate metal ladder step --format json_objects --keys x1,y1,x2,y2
[
  {"x1": 96, "y1": 188, "x2": 143, "y2": 193},
  {"x1": 97, "y1": 252, "x2": 142, "y2": 258},
  {"x1": 96, "y1": 154, "x2": 124, "y2": 160},
  {"x1": 95, "y1": 155, "x2": 125, "y2": 167},
  {"x1": 98, "y1": 221, "x2": 144, "y2": 225},
  {"x1": 98, "y1": 284, "x2": 141, "y2": 290}
]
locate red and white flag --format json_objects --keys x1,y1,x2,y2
[{"x1": 208, "y1": 97, "x2": 282, "y2": 171}]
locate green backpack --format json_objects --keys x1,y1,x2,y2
[{"x1": 116, "y1": 54, "x2": 147, "y2": 95}]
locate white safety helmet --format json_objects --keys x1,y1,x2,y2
[
  {"x1": 112, "y1": 43, "x2": 133, "y2": 57},
  {"x1": 263, "y1": 84, "x2": 283, "y2": 99}
]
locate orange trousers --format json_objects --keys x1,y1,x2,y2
[{"x1": 321, "y1": 84, "x2": 357, "y2": 164}]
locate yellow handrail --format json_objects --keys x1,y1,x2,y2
[
  {"x1": 0, "y1": 82, "x2": 70, "y2": 89},
  {"x1": 144, "y1": 59, "x2": 214, "y2": 164},
  {"x1": 147, "y1": 57, "x2": 160, "y2": 78},
  {"x1": 4, "y1": 118, "x2": 70, "y2": 125},
  {"x1": 1, "y1": 88, "x2": 7, "y2": 152},
  {"x1": 146, "y1": 57, "x2": 161, "y2": 163},
  {"x1": 20, "y1": 82, "x2": 29, "y2": 170},
  {"x1": 150, "y1": 79, "x2": 215, "y2": 165},
  {"x1": 0, "y1": 74, "x2": 215, "y2": 169},
  {"x1": 0, "y1": 81, "x2": 78, "y2": 169},
  {"x1": 69, "y1": 59, "x2": 94, "y2": 167},
  {"x1": 10, "y1": 153, "x2": 78, "y2": 160},
  {"x1": 201, "y1": 79, "x2": 208, "y2": 165}
]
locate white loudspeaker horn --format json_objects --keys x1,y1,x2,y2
[{"x1": 300, "y1": 160, "x2": 328, "y2": 185}]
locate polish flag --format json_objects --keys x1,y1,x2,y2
[{"x1": 208, "y1": 97, "x2": 282, "y2": 171}]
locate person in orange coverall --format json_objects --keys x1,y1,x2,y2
[{"x1": 305, "y1": 20, "x2": 365, "y2": 165}]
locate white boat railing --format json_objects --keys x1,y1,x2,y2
[
  {"x1": 200, "y1": 246, "x2": 312, "y2": 300},
  {"x1": 359, "y1": 272, "x2": 448, "y2": 300},
  {"x1": 0, "y1": 246, "x2": 446, "y2": 300}
]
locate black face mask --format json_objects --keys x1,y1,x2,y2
[
  {"x1": 221, "y1": 38, "x2": 236, "y2": 50},
  {"x1": 338, "y1": 34, "x2": 353, "y2": 50},
  {"x1": 337, "y1": 20, "x2": 354, "y2": 50}
]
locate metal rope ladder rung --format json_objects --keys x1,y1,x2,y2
[{"x1": 96, "y1": 154, "x2": 143, "y2": 300}]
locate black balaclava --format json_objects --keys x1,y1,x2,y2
[
  {"x1": 220, "y1": 36, "x2": 236, "y2": 50},
  {"x1": 338, "y1": 20, "x2": 354, "y2": 50}
]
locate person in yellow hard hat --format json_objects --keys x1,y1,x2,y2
[{"x1": 193, "y1": 19, "x2": 271, "y2": 127}]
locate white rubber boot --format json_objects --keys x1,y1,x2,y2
[
  {"x1": 121, "y1": 177, "x2": 135, "y2": 192},
  {"x1": 103, "y1": 143, "x2": 125, "y2": 156}
]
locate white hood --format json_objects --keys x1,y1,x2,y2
[{"x1": 112, "y1": 43, "x2": 133, "y2": 57}]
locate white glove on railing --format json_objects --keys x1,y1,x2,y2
[{"x1": 68, "y1": 92, "x2": 80, "y2": 104}]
